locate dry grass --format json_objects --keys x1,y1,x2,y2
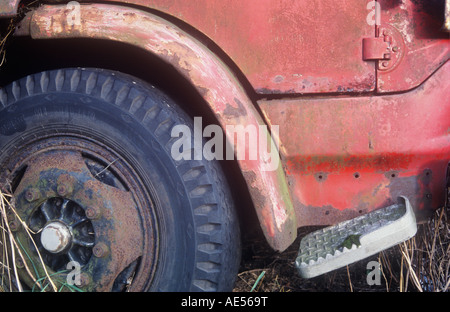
[
  {"x1": 396, "y1": 205, "x2": 449, "y2": 292},
  {"x1": 235, "y1": 204, "x2": 449, "y2": 292},
  {"x1": 0, "y1": 188, "x2": 64, "y2": 292}
]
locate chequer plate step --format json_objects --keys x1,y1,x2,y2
[{"x1": 295, "y1": 196, "x2": 417, "y2": 279}]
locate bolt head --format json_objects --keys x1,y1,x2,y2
[
  {"x1": 93, "y1": 242, "x2": 108, "y2": 258},
  {"x1": 57, "y1": 184, "x2": 73, "y2": 197},
  {"x1": 25, "y1": 188, "x2": 40, "y2": 202},
  {"x1": 9, "y1": 220, "x2": 20, "y2": 232},
  {"x1": 79, "y1": 273, "x2": 90, "y2": 287},
  {"x1": 85, "y1": 207, "x2": 100, "y2": 220}
]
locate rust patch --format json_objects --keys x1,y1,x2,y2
[
  {"x1": 223, "y1": 98, "x2": 247, "y2": 118},
  {"x1": 286, "y1": 153, "x2": 414, "y2": 175},
  {"x1": 241, "y1": 170, "x2": 270, "y2": 232}
]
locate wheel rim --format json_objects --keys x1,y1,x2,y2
[
  {"x1": 3, "y1": 129, "x2": 158, "y2": 291},
  {"x1": 31, "y1": 198, "x2": 95, "y2": 270}
]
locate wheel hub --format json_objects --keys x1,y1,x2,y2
[
  {"x1": 29, "y1": 197, "x2": 95, "y2": 271},
  {"x1": 40, "y1": 221, "x2": 72, "y2": 254}
]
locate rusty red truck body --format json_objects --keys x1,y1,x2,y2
[{"x1": 0, "y1": 0, "x2": 448, "y2": 292}]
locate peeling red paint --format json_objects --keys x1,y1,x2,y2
[
  {"x1": 286, "y1": 153, "x2": 415, "y2": 175},
  {"x1": 260, "y1": 61, "x2": 450, "y2": 226},
  {"x1": 40, "y1": 0, "x2": 445, "y2": 94},
  {"x1": 43, "y1": 0, "x2": 375, "y2": 94}
]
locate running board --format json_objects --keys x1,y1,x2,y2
[{"x1": 295, "y1": 196, "x2": 417, "y2": 279}]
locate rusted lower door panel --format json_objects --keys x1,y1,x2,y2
[
  {"x1": 92, "y1": 0, "x2": 376, "y2": 94},
  {"x1": 259, "y1": 61, "x2": 450, "y2": 227}
]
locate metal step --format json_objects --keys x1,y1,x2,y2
[{"x1": 295, "y1": 196, "x2": 417, "y2": 279}]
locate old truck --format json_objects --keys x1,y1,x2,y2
[{"x1": 0, "y1": 0, "x2": 448, "y2": 291}]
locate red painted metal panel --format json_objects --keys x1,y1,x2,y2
[
  {"x1": 74, "y1": 0, "x2": 376, "y2": 94},
  {"x1": 259, "y1": 61, "x2": 450, "y2": 227},
  {"x1": 63, "y1": 0, "x2": 448, "y2": 94},
  {"x1": 9, "y1": 0, "x2": 447, "y2": 95}
]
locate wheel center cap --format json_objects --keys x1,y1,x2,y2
[{"x1": 40, "y1": 221, "x2": 72, "y2": 253}]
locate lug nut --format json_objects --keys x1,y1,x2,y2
[
  {"x1": 85, "y1": 207, "x2": 100, "y2": 220},
  {"x1": 9, "y1": 220, "x2": 20, "y2": 232},
  {"x1": 93, "y1": 242, "x2": 109, "y2": 258},
  {"x1": 78, "y1": 273, "x2": 91, "y2": 287},
  {"x1": 25, "y1": 188, "x2": 40, "y2": 202},
  {"x1": 57, "y1": 184, "x2": 73, "y2": 197}
]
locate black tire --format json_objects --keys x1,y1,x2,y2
[{"x1": 0, "y1": 68, "x2": 240, "y2": 292}]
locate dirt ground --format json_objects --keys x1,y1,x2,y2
[{"x1": 233, "y1": 229, "x2": 389, "y2": 292}]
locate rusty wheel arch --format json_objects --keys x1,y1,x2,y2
[
  {"x1": 4, "y1": 2, "x2": 297, "y2": 251},
  {"x1": 3, "y1": 36, "x2": 263, "y2": 239},
  {"x1": 0, "y1": 36, "x2": 261, "y2": 243}
]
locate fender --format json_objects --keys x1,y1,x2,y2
[{"x1": 16, "y1": 3, "x2": 297, "y2": 251}]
